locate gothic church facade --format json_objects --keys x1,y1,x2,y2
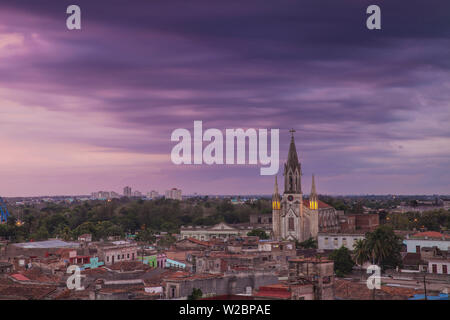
[{"x1": 272, "y1": 132, "x2": 338, "y2": 241}]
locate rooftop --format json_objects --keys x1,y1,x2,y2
[
  {"x1": 12, "y1": 240, "x2": 80, "y2": 249},
  {"x1": 289, "y1": 257, "x2": 332, "y2": 263},
  {"x1": 411, "y1": 231, "x2": 450, "y2": 240}
]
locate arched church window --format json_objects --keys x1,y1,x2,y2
[{"x1": 288, "y1": 217, "x2": 295, "y2": 231}]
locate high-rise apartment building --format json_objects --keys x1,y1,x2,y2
[
  {"x1": 123, "y1": 186, "x2": 132, "y2": 197},
  {"x1": 165, "y1": 188, "x2": 182, "y2": 200}
]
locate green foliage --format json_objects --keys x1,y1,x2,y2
[
  {"x1": 297, "y1": 237, "x2": 317, "y2": 249},
  {"x1": 188, "y1": 288, "x2": 203, "y2": 300},
  {"x1": 352, "y1": 225, "x2": 403, "y2": 271},
  {"x1": 247, "y1": 228, "x2": 269, "y2": 239},
  {"x1": 158, "y1": 234, "x2": 177, "y2": 248},
  {"x1": 353, "y1": 239, "x2": 369, "y2": 266},
  {"x1": 0, "y1": 198, "x2": 270, "y2": 243},
  {"x1": 135, "y1": 229, "x2": 156, "y2": 243},
  {"x1": 329, "y1": 246, "x2": 355, "y2": 276},
  {"x1": 386, "y1": 209, "x2": 450, "y2": 232}
]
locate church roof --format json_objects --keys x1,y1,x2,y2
[{"x1": 302, "y1": 199, "x2": 331, "y2": 209}]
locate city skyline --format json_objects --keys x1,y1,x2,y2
[{"x1": 0, "y1": 1, "x2": 449, "y2": 196}]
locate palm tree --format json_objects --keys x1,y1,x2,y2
[
  {"x1": 364, "y1": 226, "x2": 401, "y2": 270},
  {"x1": 353, "y1": 239, "x2": 369, "y2": 280}
]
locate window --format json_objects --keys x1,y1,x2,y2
[
  {"x1": 122, "y1": 254, "x2": 125, "y2": 259},
  {"x1": 432, "y1": 264, "x2": 437, "y2": 273},
  {"x1": 107, "y1": 256, "x2": 109, "y2": 262},
  {"x1": 127, "y1": 254, "x2": 130, "y2": 259},
  {"x1": 342, "y1": 238, "x2": 347, "y2": 246},
  {"x1": 288, "y1": 217, "x2": 295, "y2": 231},
  {"x1": 117, "y1": 255, "x2": 120, "y2": 260},
  {"x1": 324, "y1": 238, "x2": 329, "y2": 245},
  {"x1": 443, "y1": 265, "x2": 447, "y2": 274},
  {"x1": 334, "y1": 238, "x2": 338, "y2": 246}
]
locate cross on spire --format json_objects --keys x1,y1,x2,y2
[{"x1": 289, "y1": 128, "x2": 296, "y2": 137}]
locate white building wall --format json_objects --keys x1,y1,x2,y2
[
  {"x1": 428, "y1": 260, "x2": 450, "y2": 274},
  {"x1": 404, "y1": 239, "x2": 450, "y2": 253},
  {"x1": 318, "y1": 234, "x2": 365, "y2": 251}
]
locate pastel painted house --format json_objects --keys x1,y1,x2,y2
[
  {"x1": 140, "y1": 253, "x2": 167, "y2": 268},
  {"x1": 166, "y1": 258, "x2": 186, "y2": 269}
]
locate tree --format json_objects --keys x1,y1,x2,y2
[
  {"x1": 364, "y1": 225, "x2": 402, "y2": 271},
  {"x1": 329, "y1": 246, "x2": 355, "y2": 276},
  {"x1": 188, "y1": 288, "x2": 203, "y2": 300},
  {"x1": 297, "y1": 237, "x2": 317, "y2": 249},
  {"x1": 247, "y1": 228, "x2": 269, "y2": 239},
  {"x1": 353, "y1": 239, "x2": 370, "y2": 279}
]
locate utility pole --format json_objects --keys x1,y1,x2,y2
[{"x1": 423, "y1": 272, "x2": 428, "y2": 300}]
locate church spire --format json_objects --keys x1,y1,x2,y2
[
  {"x1": 284, "y1": 129, "x2": 302, "y2": 194},
  {"x1": 309, "y1": 174, "x2": 318, "y2": 210},
  {"x1": 272, "y1": 176, "x2": 281, "y2": 210},
  {"x1": 311, "y1": 174, "x2": 317, "y2": 196},
  {"x1": 287, "y1": 129, "x2": 300, "y2": 172}
]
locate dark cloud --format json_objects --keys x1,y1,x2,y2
[{"x1": 0, "y1": 0, "x2": 449, "y2": 195}]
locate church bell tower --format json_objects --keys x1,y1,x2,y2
[{"x1": 272, "y1": 176, "x2": 281, "y2": 239}]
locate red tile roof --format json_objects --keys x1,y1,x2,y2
[
  {"x1": 335, "y1": 279, "x2": 421, "y2": 300},
  {"x1": 412, "y1": 231, "x2": 450, "y2": 239},
  {"x1": 303, "y1": 199, "x2": 332, "y2": 209},
  {"x1": 185, "y1": 238, "x2": 211, "y2": 246},
  {"x1": 254, "y1": 284, "x2": 291, "y2": 299},
  {"x1": 11, "y1": 274, "x2": 30, "y2": 281}
]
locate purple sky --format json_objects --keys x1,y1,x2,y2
[{"x1": 0, "y1": 0, "x2": 449, "y2": 196}]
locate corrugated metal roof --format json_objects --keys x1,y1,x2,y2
[{"x1": 14, "y1": 240, "x2": 80, "y2": 249}]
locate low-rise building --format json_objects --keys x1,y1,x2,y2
[
  {"x1": 428, "y1": 258, "x2": 449, "y2": 274},
  {"x1": 288, "y1": 257, "x2": 335, "y2": 300},
  {"x1": 318, "y1": 233, "x2": 365, "y2": 251},
  {"x1": 78, "y1": 234, "x2": 92, "y2": 242},
  {"x1": 253, "y1": 283, "x2": 315, "y2": 300},
  {"x1": 163, "y1": 271, "x2": 278, "y2": 299},
  {"x1": 96, "y1": 242, "x2": 138, "y2": 266},
  {"x1": 180, "y1": 223, "x2": 243, "y2": 241},
  {"x1": 404, "y1": 231, "x2": 450, "y2": 253}
]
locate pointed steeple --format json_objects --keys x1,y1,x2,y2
[
  {"x1": 272, "y1": 176, "x2": 281, "y2": 209},
  {"x1": 309, "y1": 174, "x2": 318, "y2": 210},
  {"x1": 286, "y1": 130, "x2": 300, "y2": 173},
  {"x1": 311, "y1": 174, "x2": 317, "y2": 196},
  {"x1": 284, "y1": 129, "x2": 302, "y2": 194}
]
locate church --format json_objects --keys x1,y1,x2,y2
[{"x1": 272, "y1": 131, "x2": 339, "y2": 242}]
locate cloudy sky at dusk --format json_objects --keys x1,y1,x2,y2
[{"x1": 0, "y1": 0, "x2": 449, "y2": 196}]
